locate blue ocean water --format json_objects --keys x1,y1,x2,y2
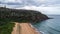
[{"x1": 33, "y1": 15, "x2": 60, "y2": 34}]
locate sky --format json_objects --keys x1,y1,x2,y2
[{"x1": 0, "y1": 0, "x2": 60, "y2": 15}]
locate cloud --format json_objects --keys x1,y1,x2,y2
[
  {"x1": 16, "y1": 6, "x2": 60, "y2": 14},
  {"x1": 0, "y1": 0, "x2": 60, "y2": 7},
  {"x1": 34, "y1": 0, "x2": 60, "y2": 7},
  {"x1": 0, "y1": 0, "x2": 41, "y2": 6},
  {"x1": 47, "y1": 4, "x2": 60, "y2": 7},
  {"x1": 0, "y1": 0, "x2": 22, "y2": 3},
  {"x1": 0, "y1": 0, "x2": 60, "y2": 15}
]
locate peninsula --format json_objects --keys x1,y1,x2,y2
[{"x1": 0, "y1": 7, "x2": 49, "y2": 34}]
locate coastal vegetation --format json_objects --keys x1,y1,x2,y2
[
  {"x1": 0, "y1": 7, "x2": 49, "y2": 23},
  {"x1": 0, "y1": 7, "x2": 49, "y2": 34}
]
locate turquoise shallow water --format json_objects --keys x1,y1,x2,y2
[{"x1": 32, "y1": 15, "x2": 60, "y2": 34}]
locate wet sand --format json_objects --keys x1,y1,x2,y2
[{"x1": 11, "y1": 22, "x2": 40, "y2": 34}]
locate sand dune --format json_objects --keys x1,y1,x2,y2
[{"x1": 11, "y1": 23, "x2": 40, "y2": 34}]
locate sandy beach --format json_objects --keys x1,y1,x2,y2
[{"x1": 11, "y1": 22, "x2": 40, "y2": 34}]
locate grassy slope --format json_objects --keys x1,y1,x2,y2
[
  {"x1": 0, "y1": 23, "x2": 15, "y2": 34},
  {"x1": 0, "y1": 19, "x2": 15, "y2": 34}
]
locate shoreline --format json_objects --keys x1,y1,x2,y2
[
  {"x1": 30, "y1": 23, "x2": 43, "y2": 34},
  {"x1": 11, "y1": 22, "x2": 41, "y2": 34}
]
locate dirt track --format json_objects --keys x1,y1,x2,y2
[{"x1": 11, "y1": 23, "x2": 40, "y2": 34}]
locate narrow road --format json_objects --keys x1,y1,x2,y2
[{"x1": 11, "y1": 23, "x2": 40, "y2": 34}]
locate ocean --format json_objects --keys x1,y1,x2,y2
[{"x1": 32, "y1": 15, "x2": 60, "y2": 34}]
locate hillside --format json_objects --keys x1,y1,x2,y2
[
  {"x1": 0, "y1": 7, "x2": 49, "y2": 34},
  {"x1": 0, "y1": 7, "x2": 49, "y2": 23}
]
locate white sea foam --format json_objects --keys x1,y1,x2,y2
[{"x1": 30, "y1": 24, "x2": 44, "y2": 34}]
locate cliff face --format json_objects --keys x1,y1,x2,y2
[{"x1": 0, "y1": 7, "x2": 49, "y2": 23}]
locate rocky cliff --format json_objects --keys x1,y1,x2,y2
[{"x1": 0, "y1": 7, "x2": 49, "y2": 23}]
